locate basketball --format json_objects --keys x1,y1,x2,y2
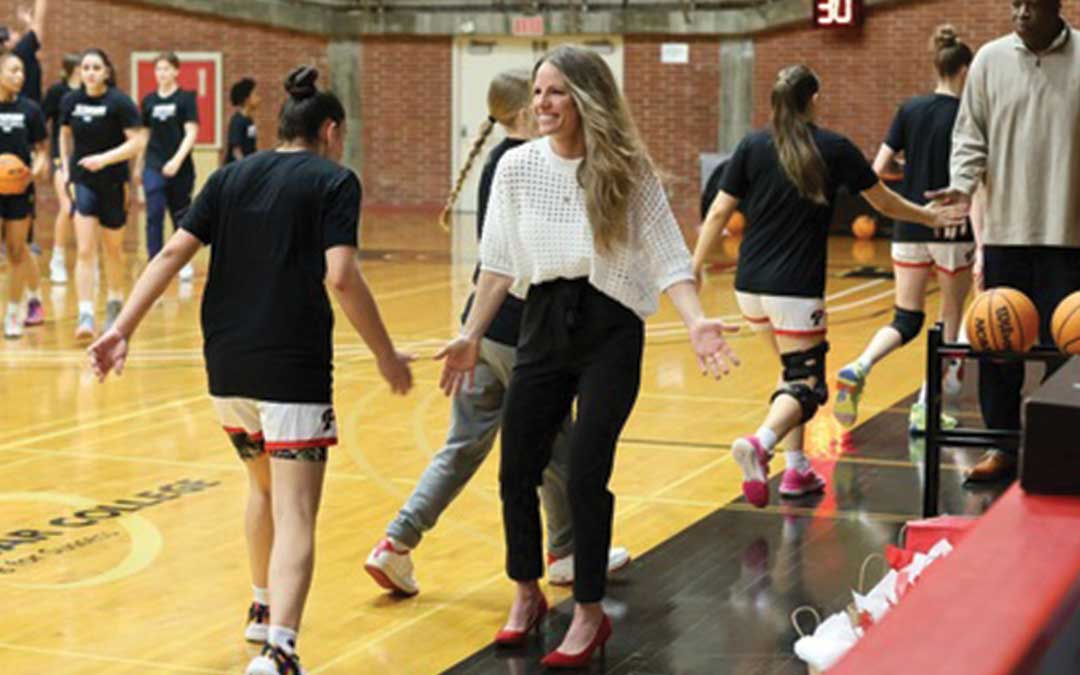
[
  {"x1": 726, "y1": 211, "x2": 746, "y2": 236},
  {"x1": 852, "y1": 215, "x2": 876, "y2": 240},
  {"x1": 964, "y1": 287, "x2": 1040, "y2": 352},
  {"x1": 1051, "y1": 291, "x2": 1080, "y2": 355},
  {"x1": 0, "y1": 153, "x2": 30, "y2": 196}
]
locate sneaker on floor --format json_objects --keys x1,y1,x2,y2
[
  {"x1": 244, "y1": 601, "x2": 270, "y2": 643},
  {"x1": 179, "y1": 263, "x2": 194, "y2": 282},
  {"x1": 834, "y1": 363, "x2": 867, "y2": 428},
  {"x1": 4, "y1": 310, "x2": 22, "y2": 339},
  {"x1": 364, "y1": 538, "x2": 419, "y2": 596},
  {"x1": 245, "y1": 643, "x2": 305, "y2": 675},
  {"x1": 75, "y1": 312, "x2": 95, "y2": 341},
  {"x1": 732, "y1": 435, "x2": 772, "y2": 508},
  {"x1": 547, "y1": 546, "x2": 632, "y2": 586},
  {"x1": 49, "y1": 254, "x2": 67, "y2": 284},
  {"x1": 104, "y1": 300, "x2": 122, "y2": 332},
  {"x1": 24, "y1": 298, "x2": 44, "y2": 326},
  {"x1": 908, "y1": 401, "x2": 958, "y2": 434},
  {"x1": 779, "y1": 467, "x2": 827, "y2": 497},
  {"x1": 943, "y1": 359, "x2": 965, "y2": 397}
]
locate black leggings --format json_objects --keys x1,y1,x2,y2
[
  {"x1": 980, "y1": 246, "x2": 1080, "y2": 454},
  {"x1": 500, "y1": 279, "x2": 643, "y2": 603}
]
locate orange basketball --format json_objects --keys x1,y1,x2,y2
[
  {"x1": 1051, "y1": 291, "x2": 1080, "y2": 355},
  {"x1": 0, "y1": 153, "x2": 30, "y2": 196},
  {"x1": 722, "y1": 233, "x2": 741, "y2": 261},
  {"x1": 725, "y1": 211, "x2": 746, "y2": 236},
  {"x1": 964, "y1": 287, "x2": 1040, "y2": 353},
  {"x1": 852, "y1": 215, "x2": 876, "y2": 240}
]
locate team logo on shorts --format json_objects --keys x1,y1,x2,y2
[
  {"x1": 321, "y1": 408, "x2": 336, "y2": 433},
  {"x1": 811, "y1": 309, "x2": 826, "y2": 327}
]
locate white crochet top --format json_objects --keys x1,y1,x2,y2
[{"x1": 479, "y1": 137, "x2": 694, "y2": 319}]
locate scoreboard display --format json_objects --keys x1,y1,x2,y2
[{"x1": 812, "y1": 0, "x2": 863, "y2": 28}]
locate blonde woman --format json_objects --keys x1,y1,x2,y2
[
  {"x1": 366, "y1": 69, "x2": 630, "y2": 597},
  {"x1": 694, "y1": 65, "x2": 964, "y2": 510},
  {"x1": 437, "y1": 46, "x2": 739, "y2": 668}
]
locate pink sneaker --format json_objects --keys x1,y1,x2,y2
[
  {"x1": 24, "y1": 298, "x2": 44, "y2": 326},
  {"x1": 732, "y1": 436, "x2": 772, "y2": 508},
  {"x1": 779, "y1": 467, "x2": 827, "y2": 497}
]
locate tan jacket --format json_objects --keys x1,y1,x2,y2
[{"x1": 951, "y1": 25, "x2": 1080, "y2": 247}]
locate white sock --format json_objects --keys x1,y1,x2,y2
[
  {"x1": 78, "y1": 301, "x2": 93, "y2": 316},
  {"x1": 24, "y1": 289, "x2": 40, "y2": 302},
  {"x1": 107, "y1": 290, "x2": 123, "y2": 303},
  {"x1": 388, "y1": 537, "x2": 411, "y2": 553},
  {"x1": 52, "y1": 245, "x2": 64, "y2": 259},
  {"x1": 918, "y1": 382, "x2": 928, "y2": 405},
  {"x1": 253, "y1": 586, "x2": 270, "y2": 607},
  {"x1": 268, "y1": 625, "x2": 297, "y2": 653},
  {"x1": 6, "y1": 302, "x2": 18, "y2": 317},
  {"x1": 754, "y1": 427, "x2": 778, "y2": 451},
  {"x1": 855, "y1": 355, "x2": 874, "y2": 375},
  {"x1": 786, "y1": 449, "x2": 811, "y2": 473}
]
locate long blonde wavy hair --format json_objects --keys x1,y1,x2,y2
[
  {"x1": 535, "y1": 45, "x2": 653, "y2": 253},
  {"x1": 438, "y1": 69, "x2": 532, "y2": 230}
]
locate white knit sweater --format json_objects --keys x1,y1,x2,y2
[{"x1": 479, "y1": 137, "x2": 694, "y2": 319}]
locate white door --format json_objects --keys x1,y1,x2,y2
[{"x1": 450, "y1": 36, "x2": 624, "y2": 215}]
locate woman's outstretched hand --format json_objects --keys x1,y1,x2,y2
[
  {"x1": 689, "y1": 318, "x2": 741, "y2": 379},
  {"x1": 434, "y1": 335, "x2": 480, "y2": 397}
]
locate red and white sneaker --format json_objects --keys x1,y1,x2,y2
[
  {"x1": 778, "y1": 467, "x2": 827, "y2": 498},
  {"x1": 547, "y1": 547, "x2": 632, "y2": 586},
  {"x1": 364, "y1": 538, "x2": 419, "y2": 596},
  {"x1": 244, "y1": 601, "x2": 270, "y2": 643},
  {"x1": 732, "y1": 436, "x2": 773, "y2": 508},
  {"x1": 245, "y1": 643, "x2": 305, "y2": 675}
]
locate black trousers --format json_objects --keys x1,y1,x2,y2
[
  {"x1": 500, "y1": 279, "x2": 644, "y2": 603},
  {"x1": 980, "y1": 246, "x2": 1080, "y2": 454}
]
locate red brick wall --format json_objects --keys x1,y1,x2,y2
[
  {"x1": 624, "y1": 36, "x2": 721, "y2": 225},
  {"x1": 753, "y1": 0, "x2": 1080, "y2": 158},
  {"x1": 358, "y1": 36, "x2": 452, "y2": 209},
  {"x1": 0, "y1": 0, "x2": 330, "y2": 238}
]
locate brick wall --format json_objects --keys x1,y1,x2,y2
[
  {"x1": 753, "y1": 0, "x2": 1080, "y2": 159},
  {"x1": 358, "y1": 36, "x2": 452, "y2": 209},
  {"x1": 624, "y1": 36, "x2": 721, "y2": 226}
]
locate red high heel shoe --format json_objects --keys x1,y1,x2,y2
[
  {"x1": 540, "y1": 614, "x2": 612, "y2": 669},
  {"x1": 493, "y1": 595, "x2": 549, "y2": 647}
]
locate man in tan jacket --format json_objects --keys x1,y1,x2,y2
[{"x1": 935, "y1": 0, "x2": 1080, "y2": 482}]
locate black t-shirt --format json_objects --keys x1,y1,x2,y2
[
  {"x1": 721, "y1": 127, "x2": 879, "y2": 297},
  {"x1": 43, "y1": 81, "x2": 76, "y2": 160},
  {"x1": 180, "y1": 151, "x2": 361, "y2": 403},
  {"x1": 142, "y1": 89, "x2": 199, "y2": 177},
  {"x1": 60, "y1": 87, "x2": 141, "y2": 187},
  {"x1": 462, "y1": 136, "x2": 526, "y2": 347},
  {"x1": 884, "y1": 93, "x2": 973, "y2": 243},
  {"x1": 14, "y1": 31, "x2": 41, "y2": 103},
  {"x1": 225, "y1": 112, "x2": 256, "y2": 163},
  {"x1": 0, "y1": 96, "x2": 46, "y2": 167}
]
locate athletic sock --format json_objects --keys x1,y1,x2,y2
[
  {"x1": 918, "y1": 382, "x2": 928, "y2": 406},
  {"x1": 268, "y1": 625, "x2": 297, "y2": 654},
  {"x1": 107, "y1": 290, "x2": 123, "y2": 303},
  {"x1": 52, "y1": 245, "x2": 64, "y2": 260},
  {"x1": 855, "y1": 355, "x2": 873, "y2": 376},
  {"x1": 252, "y1": 586, "x2": 270, "y2": 607},
  {"x1": 6, "y1": 301, "x2": 18, "y2": 317},
  {"x1": 754, "y1": 427, "x2": 778, "y2": 451},
  {"x1": 78, "y1": 301, "x2": 93, "y2": 316},
  {"x1": 786, "y1": 449, "x2": 811, "y2": 473},
  {"x1": 24, "y1": 289, "x2": 40, "y2": 303},
  {"x1": 388, "y1": 537, "x2": 411, "y2": 553}
]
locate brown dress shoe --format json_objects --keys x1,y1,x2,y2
[{"x1": 964, "y1": 450, "x2": 1018, "y2": 483}]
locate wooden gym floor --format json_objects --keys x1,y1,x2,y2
[{"x1": 0, "y1": 213, "x2": 998, "y2": 674}]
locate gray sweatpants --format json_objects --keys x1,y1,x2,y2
[{"x1": 386, "y1": 338, "x2": 574, "y2": 556}]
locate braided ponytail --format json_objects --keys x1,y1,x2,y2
[{"x1": 439, "y1": 117, "x2": 495, "y2": 231}]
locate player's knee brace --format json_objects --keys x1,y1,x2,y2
[
  {"x1": 891, "y1": 307, "x2": 925, "y2": 345},
  {"x1": 770, "y1": 342, "x2": 830, "y2": 423}
]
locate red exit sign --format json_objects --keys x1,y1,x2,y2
[
  {"x1": 812, "y1": 0, "x2": 863, "y2": 28},
  {"x1": 512, "y1": 15, "x2": 544, "y2": 37}
]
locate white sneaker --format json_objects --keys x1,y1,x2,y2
[
  {"x1": 244, "y1": 601, "x2": 270, "y2": 643},
  {"x1": 364, "y1": 538, "x2": 419, "y2": 596},
  {"x1": 49, "y1": 253, "x2": 67, "y2": 284},
  {"x1": 245, "y1": 644, "x2": 305, "y2": 675},
  {"x1": 179, "y1": 263, "x2": 194, "y2": 282},
  {"x1": 547, "y1": 547, "x2": 632, "y2": 586},
  {"x1": 4, "y1": 310, "x2": 22, "y2": 339}
]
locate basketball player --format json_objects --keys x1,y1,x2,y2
[
  {"x1": 225, "y1": 77, "x2": 258, "y2": 164},
  {"x1": 43, "y1": 53, "x2": 80, "y2": 285}
]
